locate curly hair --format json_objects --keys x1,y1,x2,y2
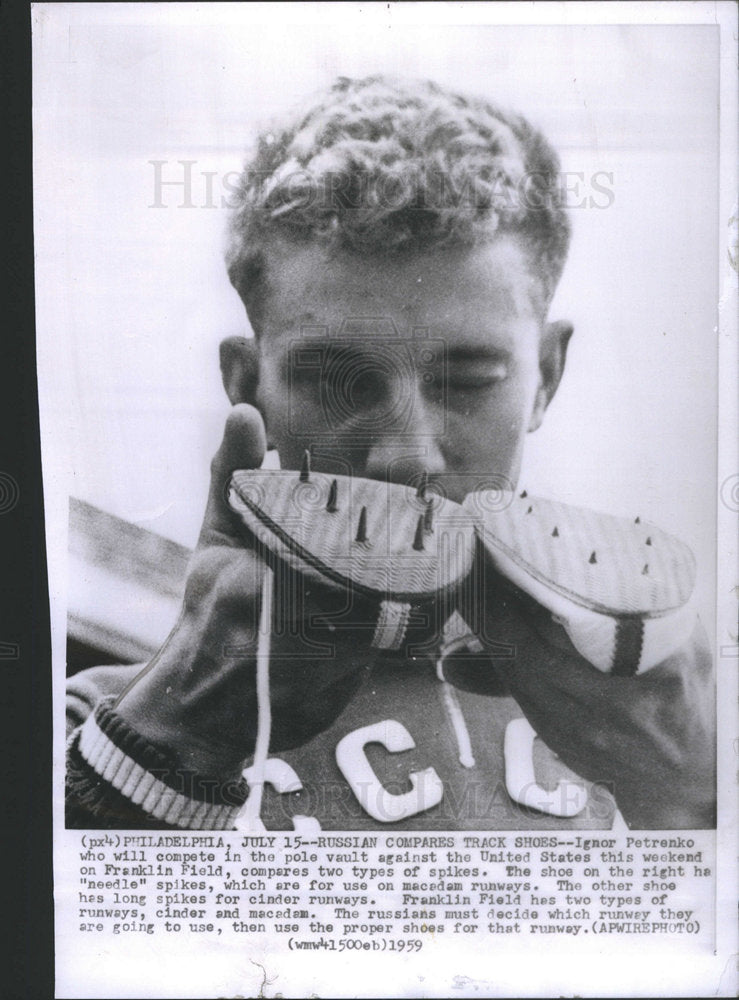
[{"x1": 226, "y1": 75, "x2": 570, "y2": 330}]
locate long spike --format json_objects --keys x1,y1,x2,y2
[
  {"x1": 423, "y1": 498, "x2": 434, "y2": 533},
  {"x1": 519, "y1": 489, "x2": 528, "y2": 499},
  {"x1": 551, "y1": 526, "x2": 559, "y2": 537},
  {"x1": 635, "y1": 516, "x2": 641, "y2": 524},
  {"x1": 299, "y1": 449, "x2": 311, "y2": 482},
  {"x1": 589, "y1": 551, "x2": 597, "y2": 564},
  {"x1": 645, "y1": 536, "x2": 652, "y2": 546},
  {"x1": 326, "y1": 478, "x2": 338, "y2": 512},
  {"x1": 416, "y1": 470, "x2": 428, "y2": 500},
  {"x1": 412, "y1": 514, "x2": 425, "y2": 551},
  {"x1": 526, "y1": 505, "x2": 533, "y2": 514},
  {"x1": 355, "y1": 506, "x2": 368, "y2": 543},
  {"x1": 642, "y1": 563, "x2": 649, "y2": 575}
]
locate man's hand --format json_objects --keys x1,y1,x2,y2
[
  {"x1": 445, "y1": 570, "x2": 715, "y2": 829},
  {"x1": 115, "y1": 404, "x2": 372, "y2": 782}
]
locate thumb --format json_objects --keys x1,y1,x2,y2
[{"x1": 200, "y1": 403, "x2": 267, "y2": 542}]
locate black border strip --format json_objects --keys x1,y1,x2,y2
[{"x1": 1, "y1": 3, "x2": 54, "y2": 998}]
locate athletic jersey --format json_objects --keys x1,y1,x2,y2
[{"x1": 245, "y1": 645, "x2": 618, "y2": 832}]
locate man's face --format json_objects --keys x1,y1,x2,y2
[{"x1": 251, "y1": 235, "x2": 564, "y2": 504}]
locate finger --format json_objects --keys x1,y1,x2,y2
[
  {"x1": 201, "y1": 403, "x2": 267, "y2": 541},
  {"x1": 219, "y1": 336, "x2": 260, "y2": 406}
]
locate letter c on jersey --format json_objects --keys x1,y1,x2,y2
[
  {"x1": 503, "y1": 717, "x2": 588, "y2": 817},
  {"x1": 239, "y1": 758, "x2": 322, "y2": 834},
  {"x1": 335, "y1": 721, "x2": 444, "y2": 822}
]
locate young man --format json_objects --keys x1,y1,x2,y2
[{"x1": 66, "y1": 76, "x2": 714, "y2": 831}]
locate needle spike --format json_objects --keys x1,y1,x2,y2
[
  {"x1": 642, "y1": 563, "x2": 649, "y2": 575},
  {"x1": 355, "y1": 506, "x2": 368, "y2": 543},
  {"x1": 299, "y1": 450, "x2": 311, "y2": 482},
  {"x1": 551, "y1": 526, "x2": 559, "y2": 537},
  {"x1": 526, "y1": 505, "x2": 533, "y2": 514},
  {"x1": 326, "y1": 478, "x2": 338, "y2": 512},
  {"x1": 589, "y1": 551, "x2": 597, "y2": 564},
  {"x1": 423, "y1": 498, "x2": 434, "y2": 533},
  {"x1": 416, "y1": 470, "x2": 428, "y2": 500},
  {"x1": 412, "y1": 514, "x2": 425, "y2": 551}
]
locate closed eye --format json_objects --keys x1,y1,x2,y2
[{"x1": 447, "y1": 364, "x2": 508, "y2": 390}]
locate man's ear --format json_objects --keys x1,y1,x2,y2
[
  {"x1": 528, "y1": 319, "x2": 573, "y2": 432},
  {"x1": 219, "y1": 336, "x2": 260, "y2": 406}
]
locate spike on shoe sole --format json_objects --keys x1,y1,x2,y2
[
  {"x1": 412, "y1": 515, "x2": 425, "y2": 551},
  {"x1": 355, "y1": 506, "x2": 368, "y2": 544},
  {"x1": 326, "y1": 479, "x2": 338, "y2": 513}
]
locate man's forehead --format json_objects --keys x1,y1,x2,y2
[{"x1": 260, "y1": 237, "x2": 542, "y2": 342}]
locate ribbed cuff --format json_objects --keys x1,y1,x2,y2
[{"x1": 69, "y1": 697, "x2": 248, "y2": 830}]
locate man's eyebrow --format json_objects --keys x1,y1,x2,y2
[
  {"x1": 270, "y1": 311, "x2": 322, "y2": 336},
  {"x1": 281, "y1": 341, "x2": 366, "y2": 374},
  {"x1": 445, "y1": 346, "x2": 511, "y2": 363},
  {"x1": 287, "y1": 341, "x2": 363, "y2": 356}
]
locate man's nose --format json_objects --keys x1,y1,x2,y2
[{"x1": 363, "y1": 392, "x2": 446, "y2": 487}]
